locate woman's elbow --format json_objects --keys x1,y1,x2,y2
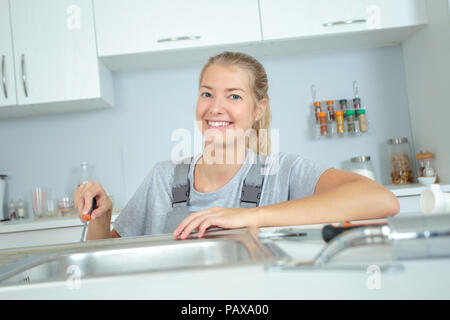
[{"x1": 383, "y1": 191, "x2": 400, "y2": 217}]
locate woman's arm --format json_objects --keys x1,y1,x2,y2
[
  {"x1": 256, "y1": 168, "x2": 400, "y2": 227},
  {"x1": 174, "y1": 169, "x2": 400, "y2": 239}
]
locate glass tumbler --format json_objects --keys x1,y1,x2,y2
[{"x1": 31, "y1": 187, "x2": 50, "y2": 218}]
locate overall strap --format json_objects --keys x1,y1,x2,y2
[
  {"x1": 171, "y1": 157, "x2": 193, "y2": 208},
  {"x1": 171, "y1": 154, "x2": 268, "y2": 208},
  {"x1": 240, "y1": 154, "x2": 268, "y2": 208}
]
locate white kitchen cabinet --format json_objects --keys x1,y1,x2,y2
[
  {"x1": 0, "y1": 0, "x2": 114, "y2": 119},
  {"x1": 388, "y1": 184, "x2": 450, "y2": 214},
  {"x1": 0, "y1": 213, "x2": 119, "y2": 249},
  {"x1": 94, "y1": 0, "x2": 262, "y2": 57},
  {"x1": 0, "y1": 226, "x2": 84, "y2": 250},
  {"x1": 0, "y1": 0, "x2": 16, "y2": 108},
  {"x1": 259, "y1": 0, "x2": 428, "y2": 40}
]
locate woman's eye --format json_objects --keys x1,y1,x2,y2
[
  {"x1": 230, "y1": 94, "x2": 241, "y2": 100},
  {"x1": 201, "y1": 92, "x2": 212, "y2": 98}
]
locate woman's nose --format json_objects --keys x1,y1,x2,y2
[{"x1": 208, "y1": 97, "x2": 226, "y2": 115}]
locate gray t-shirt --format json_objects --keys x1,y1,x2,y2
[{"x1": 113, "y1": 149, "x2": 330, "y2": 237}]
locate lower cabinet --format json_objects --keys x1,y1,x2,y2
[
  {"x1": 0, "y1": 225, "x2": 85, "y2": 250},
  {"x1": 0, "y1": 214, "x2": 119, "y2": 250},
  {"x1": 397, "y1": 195, "x2": 421, "y2": 214}
]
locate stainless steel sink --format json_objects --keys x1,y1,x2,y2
[{"x1": 0, "y1": 228, "x2": 289, "y2": 287}]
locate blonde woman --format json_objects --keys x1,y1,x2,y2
[{"x1": 75, "y1": 51, "x2": 399, "y2": 241}]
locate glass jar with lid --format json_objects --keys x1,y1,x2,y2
[
  {"x1": 388, "y1": 137, "x2": 414, "y2": 184},
  {"x1": 350, "y1": 156, "x2": 376, "y2": 181},
  {"x1": 415, "y1": 151, "x2": 436, "y2": 178}
]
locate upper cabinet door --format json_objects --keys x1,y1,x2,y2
[
  {"x1": 94, "y1": 0, "x2": 262, "y2": 57},
  {"x1": 9, "y1": 0, "x2": 101, "y2": 105},
  {"x1": 0, "y1": 0, "x2": 17, "y2": 107},
  {"x1": 260, "y1": 0, "x2": 428, "y2": 40}
]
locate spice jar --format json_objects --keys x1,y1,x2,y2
[
  {"x1": 357, "y1": 109, "x2": 368, "y2": 132},
  {"x1": 326, "y1": 100, "x2": 335, "y2": 121},
  {"x1": 339, "y1": 99, "x2": 348, "y2": 111},
  {"x1": 353, "y1": 97, "x2": 361, "y2": 116},
  {"x1": 335, "y1": 110, "x2": 345, "y2": 134},
  {"x1": 7, "y1": 200, "x2": 16, "y2": 220},
  {"x1": 317, "y1": 112, "x2": 328, "y2": 136},
  {"x1": 16, "y1": 198, "x2": 26, "y2": 219},
  {"x1": 313, "y1": 101, "x2": 322, "y2": 123},
  {"x1": 388, "y1": 137, "x2": 414, "y2": 185},
  {"x1": 345, "y1": 110, "x2": 357, "y2": 133},
  {"x1": 350, "y1": 156, "x2": 376, "y2": 181}
]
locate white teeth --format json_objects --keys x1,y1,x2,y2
[{"x1": 207, "y1": 121, "x2": 232, "y2": 127}]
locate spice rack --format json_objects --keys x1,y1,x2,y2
[{"x1": 310, "y1": 82, "x2": 370, "y2": 139}]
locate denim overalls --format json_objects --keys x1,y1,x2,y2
[{"x1": 162, "y1": 154, "x2": 267, "y2": 233}]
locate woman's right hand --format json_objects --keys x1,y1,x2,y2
[{"x1": 74, "y1": 181, "x2": 113, "y2": 222}]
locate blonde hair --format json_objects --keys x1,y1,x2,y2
[{"x1": 199, "y1": 51, "x2": 272, "y2": 155}]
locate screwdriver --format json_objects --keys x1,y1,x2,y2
[
  {"x1": 80, "y1": 198, "x2": 96, "y2": 242},
  {"x1": 322, "y1": 221, "x2": 387, "y2": 242}
]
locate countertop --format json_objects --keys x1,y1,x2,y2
[
  {"x1": 0, "y1": 223, "x2": 449, "y2": 299},
  {"x1": 1, "y1": 183, "x2": 448, "y2": 234},
  {"x1": 0, "y1": 212, "x2": 120, "y2": 234},
  {"x1": 386, "y1": 183, "x2": 450, "y2": 197}
]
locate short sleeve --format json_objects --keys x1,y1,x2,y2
[
  {"x1": 288, "y1": 157, "x2": 331, "y2": 200},
  {"x1": 112, "y1": 161, "x2": 176, "y2": 236},
  {"x1": 112, "y1": 167, "x2": 155, "y2": 237}
]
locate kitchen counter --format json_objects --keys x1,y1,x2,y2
[
  {"x1": 2, "y1": 183, "x2": 448, "y2": 234},
  {"x1": 0, "y1": 213, "x2": 120, "y2": 234},
  {"x1": 0, "y1": 224, "x2": 449, "y2": 299},
  {"x1": 386, "y1": 183, "x2": 450, "y2": 197}
]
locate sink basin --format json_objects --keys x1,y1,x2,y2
[{"x1": 0, "y1": 228, "x2": 288, "y2": 287}]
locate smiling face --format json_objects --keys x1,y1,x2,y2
[{"x1": 196, "y1": 64, "x2": 265, "y2": 154}]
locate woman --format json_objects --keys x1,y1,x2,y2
[{"x1": 75, "y1": 51, "x2": 399, "y2": 241}]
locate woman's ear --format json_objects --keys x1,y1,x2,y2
[{"x1": 255, "y1": 98, "x2": 268, "y2": 121}]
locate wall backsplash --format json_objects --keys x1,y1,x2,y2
[{"x1": 0, "y1": 45, "x2": 415, "y2": 215}]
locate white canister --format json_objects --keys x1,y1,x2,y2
[
  {"x1": 420, "y1": 184, "x2": 450, "y2": 214},
  {"x1": 350, "y1": 156, "x2": 376, "y2": 181}
]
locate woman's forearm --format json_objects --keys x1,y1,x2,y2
[
  {"x1": 86, "y1": 209, "x2": 113, "y2": 240},
  {"x1": 255, "y1": 180, "x2": 400, "y2": 227}
]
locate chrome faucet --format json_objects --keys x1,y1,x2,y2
[{"x1": 266, "y1": 214, "x2": 450, "y2": 272}]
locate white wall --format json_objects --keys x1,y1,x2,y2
[
  {"x1": 402, "y1": 0, "x2": 450, "y2": 183},
  {"x1": 0, "y1": 45, "x2": 415, "y2": 216}
]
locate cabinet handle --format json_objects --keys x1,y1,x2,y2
[
  {"x1": 157, "y1": 35, "x2": 201, "y2": 43},
  {"x1": 1, "y1": 55, "x2": 7, "y2": 99},
  {"x1": 21, "y1": 54, "x2": 28, "y2": 97},
  {"x1": 322, "y1": 19, "x2": 366, "y2": 27}
]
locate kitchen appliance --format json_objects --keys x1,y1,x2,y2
[{"x1": 0, "y1": 175, "x2": 7, "y2": 221}]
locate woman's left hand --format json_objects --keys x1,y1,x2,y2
[{"x1": 173, "y1": 206, "x2": 259, "y2": 240}]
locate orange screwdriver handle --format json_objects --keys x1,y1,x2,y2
[{"x1": 81, "y1": 198, "x2": 96, "y2": 223}]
